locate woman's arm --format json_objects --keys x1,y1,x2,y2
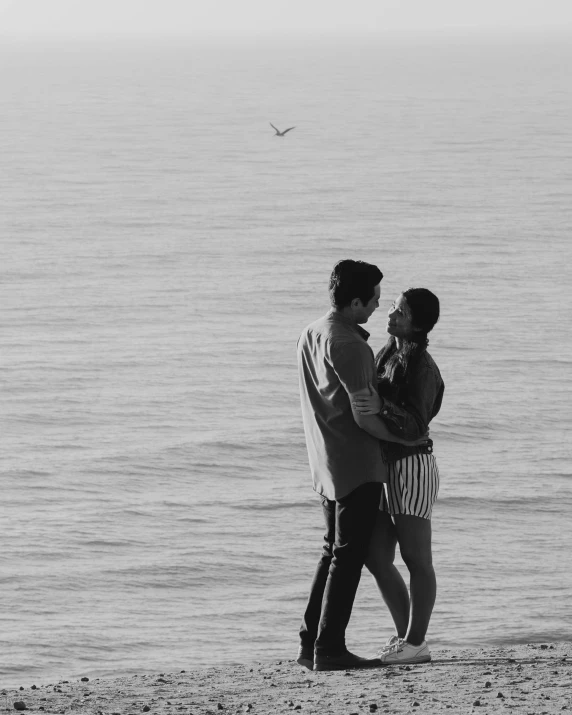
[{"x1": 353, "y1": 363, "x2": 443, "y2": 441}]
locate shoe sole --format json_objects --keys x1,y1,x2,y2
[
  {"x1": 313, "y1": 660, "x2": 383, "y2": 672},
  {"x1": 381, "y1": 654, "x2": 431, "y2": 665},
  {"x1": 296, "y1": 656, "x2": 314, "y2": 670}
]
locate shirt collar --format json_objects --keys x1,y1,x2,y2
[{"x1": 328, "y1": 309, "x2": 370, "y2": 342}]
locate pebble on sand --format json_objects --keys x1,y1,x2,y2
[{"x1": 2, "y1": 643, "x2": 571, "y2": 715}]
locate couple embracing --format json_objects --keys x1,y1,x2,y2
[{"x1": 296, "y1": 259, "x2": 444, "y2": 672}]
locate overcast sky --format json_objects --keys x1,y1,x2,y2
[{"x1": 1, "y1": 0, "x2": 572, "y2": 36}]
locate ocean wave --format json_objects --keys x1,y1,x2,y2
[
  {"x1": 487, "y1": 633, "x2": 572, "y2": 646},
  {"x1": 194, "y1": 440, "x2": 258, "y2": 452},
  {"x1": 437, "y1": 494, "x2": 567, "y2": 512},
  {"x1": 82, "y1": 539, "x2": 139, "y2": 548},
  {"x1": 175, "y1": 516, "x2": 210, "y2": 523},
  {"x1": 483, "y1": 356, "x2": 572, "y2": 366},
  {"x1": 231, "y1": 500, "x2": 315, "y2": 511}
]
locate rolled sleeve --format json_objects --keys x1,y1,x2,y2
[{"x1": 330, "y1": 339, "x2": 377, "y2": 396}]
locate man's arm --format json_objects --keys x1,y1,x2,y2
[
  {"x1": 331, "y1": 340, "x2": 427, "y2": 446},
  {"x1": 353, "y1": 410, "x2": 408, "y2": 442},
  {"x1": 349, "y1": 391, "x2": 428, "y2": 445}
]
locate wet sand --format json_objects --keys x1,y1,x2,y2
[{"x1": 3, "y1": 643, "x2": 570, "y2": 714}]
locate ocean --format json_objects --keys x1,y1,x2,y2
[{"x1": 1, "y1": 30, "x2": 571, "y2": 688}]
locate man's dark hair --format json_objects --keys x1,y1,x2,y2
[{"x1": 329, "y1": 259, "x2": 383, "y2": 309}]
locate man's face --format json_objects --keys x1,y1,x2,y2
[{"x1": 355, "y1": 283, "x2": 381, "y2": 324}]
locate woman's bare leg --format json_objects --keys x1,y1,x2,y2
[
  {"x1": 365, "y1": 511, "x2": 410, "y2": 638},
  {"x1": 393, "y1": 514, "x2": 436, "y2": 645}
]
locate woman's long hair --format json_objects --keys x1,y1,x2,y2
[{"x1": 375, "y1": 334, "x2": 428, "y2": 388}]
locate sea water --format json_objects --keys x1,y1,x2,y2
[{"x1": 1, "y1": 31, "x2": 571, "y2": 688}]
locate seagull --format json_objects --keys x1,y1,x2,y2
[{"x1": 270, "y1": 122, "x2": 296, "y2": 136}]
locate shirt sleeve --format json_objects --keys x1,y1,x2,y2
[
  {"x1": 329, "y1": 339, "x2": 377, "y2": 395},
  {"x1": 379, "y1": 363, "x2": 444, "y2": 440}
]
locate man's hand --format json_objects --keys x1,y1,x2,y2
[{"x1": 351, "y1": 383, "x2": 381, "y2": 415}]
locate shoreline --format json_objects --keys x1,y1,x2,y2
[{"x1": 2, "y1": 643, "x2": 570, "y2": 714}]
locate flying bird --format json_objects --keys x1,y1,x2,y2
[{"x1": 270, "y1": 123, "x2": 296, "y2": 136}]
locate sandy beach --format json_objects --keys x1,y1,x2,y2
[{"x1": 2, "y1": 643, "x2": 570, "y2": 715}]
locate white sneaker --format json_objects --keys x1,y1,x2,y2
[
  {"x1": 373, "y1": 635, "x2": 402, "y2": 657},
  {"x1": 379, "y1": 640, "x2": 431, "y2": 664}
]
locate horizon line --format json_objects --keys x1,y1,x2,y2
[{"x1": 1, "y1": 23, "x2": 572, "y2": 41}]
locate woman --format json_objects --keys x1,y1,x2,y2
[{"x1": 353, "y1": 287, "x2": 444, "y2": 665}]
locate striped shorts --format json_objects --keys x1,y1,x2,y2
[{"x1": 381, "y1": 453, "x2": 440, "y2": 520}]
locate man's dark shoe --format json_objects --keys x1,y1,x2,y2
[
  {"x1": 313, "y1": 650, "x2": 383, "y2": 671},
  {"x1": 296, "y1": 645, "x2": 314, "y2": 670}
]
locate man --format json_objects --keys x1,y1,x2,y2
[{"x1": 296, "y1": 259, "x2": 414, "y2": 672}]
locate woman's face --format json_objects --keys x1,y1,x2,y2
[{"x1": 387, "y1": 294, "x2": 417, "y2": 341}]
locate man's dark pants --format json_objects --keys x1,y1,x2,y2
[{"x1": 299, "y1": 481, "x2": 383, "y2": 655}]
